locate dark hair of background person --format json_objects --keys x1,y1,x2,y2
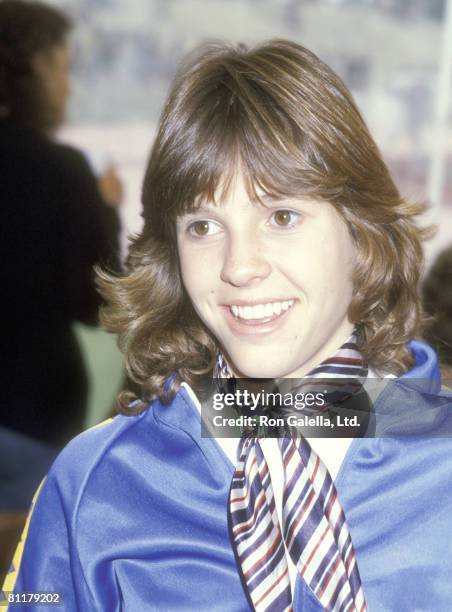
[
  {"x1": 422, "y1": 246, "x2": 452, "y2": 367},
  {"x1": 0, "y1": 0, "x2": 71, "y2": 130},
  {"x1": 97, "y1": 39, "x2": 429, "y2": 414}
]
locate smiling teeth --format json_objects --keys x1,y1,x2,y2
[{"x1": 230, "y1": 300, "x2": 294, "y2": 320}]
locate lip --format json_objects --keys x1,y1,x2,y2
[{"x1": 221, "y1": 300, "x2": 296, "y2": 336}]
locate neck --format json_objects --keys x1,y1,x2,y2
[{"x1": 283, "y1": 320, "x2": 355, "y2": 379}]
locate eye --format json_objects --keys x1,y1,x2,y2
[
  {"x1": 187, "y1": 219, "x2": 222, "y2": 237},
  {"x1": 271, "y1": 209, "x2": 301, "y2": 227}
]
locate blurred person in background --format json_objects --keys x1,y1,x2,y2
[
  {"x1": 0, "y1": 0, "x2": 122, "y2": 577},
  {"x1": 423, "y1": 245, "x2": 452, "y2": 370}
]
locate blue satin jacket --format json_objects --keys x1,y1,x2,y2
[{"x1": 4, "y1": 340, "x2": 452, "y2": 611}]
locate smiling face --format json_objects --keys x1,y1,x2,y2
[{"x1": 176, "y1": 172, "x2": 357, "y2": 379}]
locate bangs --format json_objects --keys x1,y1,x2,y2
[
  {"x1": 142, "y1": 40, "x2": 381, "y2": 240},
  {"x1": 143, "y1": 52, "x2": 344, "y2": 239},
  {"x1": 165, "y1": 74, "x2": 327, "y2": 215}
]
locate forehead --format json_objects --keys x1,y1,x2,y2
[
  {"x1": 185, "y1": 169, "x2": 328, "y2": 218},
  {"x1": 186, "y1": 167, "x2": 301, "y2": 213}
]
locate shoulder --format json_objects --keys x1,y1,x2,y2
[
  {"x1": 33, "y1": 409, "x2": 154, "y2": 522},
  {"x1": 45, "y1": 141, "x2": 95, "y2": 185},
  {"x1": 390, "y1": 339, "x2": 452, "y2": 401},
  {"x1": 21, "y1": 132, "x2": 96, "y2": 186},
  {"x1": 51, "y1": 141, "x2": 90, "y2": 167},
  {"x1": 48, "y1": 409, "x2": 153, "y2": 493},
  {"x1": 372, "y1": 340, "x2": 452, "y2": 436},
  {"x1": 0, "y1": 121, "x2": 88, "y2": 172},
  {"x1": 45, "y1": 388, "x2": 196, "y2": 504}
]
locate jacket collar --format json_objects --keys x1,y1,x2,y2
[{"x1": 401, "y1": 339, "x2": 441, "y2": 392}]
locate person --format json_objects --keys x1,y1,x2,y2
[
  {"x1": 0, "y1": 0, "x2": 122, "y2": 575},
  {"x1": 3, "y1": 39, "x2": 452, "y2": 611},
  {"x1": 0, "y1": 0, "x2": 122, "y2": 453}
]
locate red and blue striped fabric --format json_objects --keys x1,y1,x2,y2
[{"x1": 227, "y1": 335, "x2": 368, "y2": 612}]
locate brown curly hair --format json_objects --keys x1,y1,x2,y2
[{"x1": 97, "y1": 40, "x2": 429, "y2": 414}]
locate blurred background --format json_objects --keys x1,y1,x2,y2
[{"x1": 49, "y1": 0, "x2": 452, "y2": 427}]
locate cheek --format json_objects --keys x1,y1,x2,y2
[
  {"x1": 179, "y1": 238, "x2": 223, "y2": 278},
  {"x1": 283, "y1": 233, "x2": 355, "y2": 301},
  {"x1": 178, "y1": 255, "x2": 197, "y2": 300},
  {"x1": 178, "y1": 246, "x2": 213, "y2": 305},
  {"x1": 326, "y1": 238, "x2": 356, "y2": 303},
  {"x1": 177, "y1": 243, "x2": 193, "y2": 290},
  {"x1": 177, "y1": 244, "x2": 191, "y2": 280}
]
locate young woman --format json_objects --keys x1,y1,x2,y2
[{"x1": 4, "y1": 40, "x2": 452, "y2": 612}]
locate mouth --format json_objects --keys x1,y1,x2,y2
[
  {"x1": 223, "y1": 299, "x2": 296, "y2": 334},
  {"x1": 229, "y1": 299, "x2": 295, "y2": 322}
]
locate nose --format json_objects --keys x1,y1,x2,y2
[{"x1": 220, "y1": 230, "x2": 272, "y2": 287}]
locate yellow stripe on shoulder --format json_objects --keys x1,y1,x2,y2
[
  {"x1": 89, "y1": 417, "x2": 114, "y2": 431},
  {"x1": 1, "y1": 478, "x2": 46, "y2": 598}
]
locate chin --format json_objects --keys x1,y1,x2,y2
[{"x1": 231, "y1": 356, "x2": 291, "y2": 380}]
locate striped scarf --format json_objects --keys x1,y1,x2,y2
[{"x1": 220, "y1": 334, "x2": 368, "y2": 611}]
